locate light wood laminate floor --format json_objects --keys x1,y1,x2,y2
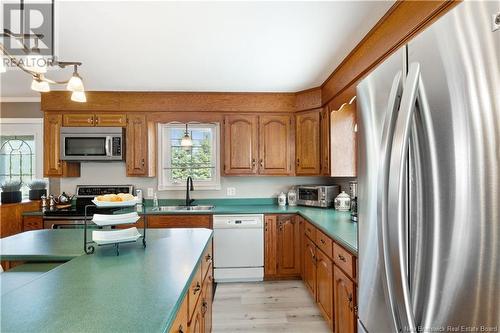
[{"x1": 212, "y1": 280, "x2": 331, "y2": 333}]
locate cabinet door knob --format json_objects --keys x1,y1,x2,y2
[
  {"x1": 338, "y1": 254, "x2": 346, "y2": 262},
  {"x1": 296, "y1": 159, "x2": 300, "y2": 166},
  {"x1": 193, "y1": 282, "x2": 201, "y2": 294},
  {"x1": 251, "y1": 158, "x2": 256, "y2": 167},
  {"x1": 141, "y1": 159, "x2": 145, "y2": 167},
  {"x1": 259, "y1": 159, "x2": 263, "y2": 167}
]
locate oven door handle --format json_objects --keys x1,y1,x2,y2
[{"x1": 105, "y1": 136, "x2": 112, "y2": 157}]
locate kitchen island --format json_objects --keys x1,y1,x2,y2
[{"x1": 0, "y1": 228, "x2": 213, "y2": 333}]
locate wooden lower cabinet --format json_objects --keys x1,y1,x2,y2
[
  {"x1": 300, "y1": 219, "x2": 357, "y2": 333},
  {"x1": 303, "y1": 235, "x2": 317, "y2": 296},
  {"x1": 264, "y1": 215, "x2": 278, "y2": 276},
  {"x1": 169, "y1": 296, "x2": 188, "y2": 333},
  {"x1": 334, "y1": 265, "x2": 356, "y2": 333},
  {"x1": 23, "y1": 216, "x2": 43, "y2": 231},
  {"x1": 147, "y1": 215, "x2": 212, "y2": 229},
  {"x1": 0, "y1": 201, "x2": 41, "y2": 237},
  {"x1": 277, "y1": 215, "x2": 300, "y2": 276},
  {"x1": 201, "y1": 269, "x2": 213, "y2": 333},
  {"x1": 264, "y1": 214, "x2": 300, "y2": 279},
  {"x1": 316, "y1": 249, "x2": 334, "y2": 329},
  {"x1": 189, "y1": 300, "x2": 204, "y2": 333}
]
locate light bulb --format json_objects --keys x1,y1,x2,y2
[
  {"x1": 180, "y1": 133, "x2": 193, "y2": 148},
  {"x1": 67, "y1": 73, "x2": 84, "y2": 92},
  {"x1": 31, "y1": 78, "x2": 50, "y2": 92},
  {"x1": 23, "y1": 54, "x2": 47, "y2": 74},
  {"x1": 71, "y1": 91, "x2": 87, "y2": 103}
]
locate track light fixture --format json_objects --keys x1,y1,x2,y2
[{"x1": 0, "y1": 0, "x2": 86, "y2": 102}]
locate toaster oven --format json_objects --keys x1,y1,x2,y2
[{"x1": 296, "y1": 185, "x2": 340, "y2": 208}]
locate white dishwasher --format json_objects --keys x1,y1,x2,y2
[{"x1": 213, "y1": 214, "x2": 264, "y2": 282}]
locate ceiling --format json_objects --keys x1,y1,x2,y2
[{"x1": 0, "y1": 1, "x2": 394, "y2": 100}]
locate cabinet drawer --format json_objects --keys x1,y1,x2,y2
[
  {"x1": 23, "y1": 216, "x2": 43, "y2": 231},
  {"x1": 188, "y1": 264, "x2": 203, "y2": 323},
  {"x1": 304, "y1": 222, "x2": 316, "y2": 240},
  {"x1": 148, "y1": 215, "x2": 211, "y2": 229},
  {"x1": 333, "y1": 242, "x2": 356, "y2": 279},
  {"x1": 94, "y1": 113, "x2": 126, "y2": 127},
  {"x1": 201, "y1": 239, "x2": 213, "y2": 282},
  {"x1": 63, "y1": 113, "x2": 94, "y2": 126},
  {"x1": 315, "y1": 229, "x2": 333, "y2": 259}
]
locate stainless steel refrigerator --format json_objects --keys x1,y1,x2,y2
[{"x1": 357, "y1": 2, "x2": 499, "y2": 332}]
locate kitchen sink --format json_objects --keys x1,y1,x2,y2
[{"x1": 152, "y1": 205, "x2": 215, "y2": 212}]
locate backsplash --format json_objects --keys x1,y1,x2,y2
[{"x1": 57, "y1": 162, "x2": 355, "y2": 199}]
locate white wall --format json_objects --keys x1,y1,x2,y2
[{"x1": 59, "y1": 162, "x2": 353, "y2": 199}]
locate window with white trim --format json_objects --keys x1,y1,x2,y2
[
  {"x1": 158, "y1": 122, "x2": 220, "y2": 190},
  {"x1": 0, "y1": 119, "x2": 44, "y2": 198}
]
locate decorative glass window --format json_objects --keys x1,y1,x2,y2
[
  {"x1": 158, "y1": 123, "x2": 220, "y2": 190},
  {"x1": 0, "y1": 136, "x2": 35, "y2": 194},
  {"x1": 0, "y1": 119, "x2": 44, "y2": 198}
]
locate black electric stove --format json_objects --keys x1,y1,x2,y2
[{"x1": 43, "y1": 185, "x2": 135, "y2": 227}]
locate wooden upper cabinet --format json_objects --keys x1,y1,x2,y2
[
  {"x1": 94, "y1": 113, "x2": 127, "y2": 127},
  {"x1": 223, "y1": 115, "x2": 258, "y2": 175},
  {"x1": 295, "y1": 110, "x2": 321, "y2": 175},
  {"x1": 334, "y1": 265, "x2": 357, "y2": 333},
  {"x1": 258, "y1": 115, "x2": 292, "y2": 175},
  {"x1": 62, "y1": 113, "x2": 94, "y2": 126},
  {"x1": 320, "y1": 108, "x2": 330, "y2": 176},
  {"x1": 62, "y1": 113, "x2": 127, "y2": 127},
  {"x1": 330, "y1": 101, "x2": 357, "y2": 177},
  {"x1": 316, "y1": 249, "x2": 334, "y2": 329},
  {"x1": 44, "y1": 113, "x2": 80, "y2": 177},
  {"x1": 277, "y1": 215, "x2": 300, "y2": 276},
  {"x1": 126, "y1": 113, "x2": 155, "y2": 177}
]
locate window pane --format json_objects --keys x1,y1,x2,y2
[
  {"x1": 165, "y1": 125, "x2": 216, "y2": 183},
  {"x1": 0, "y1": 135, "x2": 35, "y2": 198}
]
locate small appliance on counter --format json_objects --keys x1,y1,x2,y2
[
  {"x1": 278, "y1": 192, "x2": 287, "y2": 206},
  {"x1": 296, "y1": 185, "x2": 340, "y2": 208},
  {"x1": 349, "y1": 181, "x2": 358, "y2": 222},
  {"x1": 334, "y1": 191, "x2": 351, "y2": 211},
  {"x1": 287, "y1": 187, "x2": 297, "y2": 206}
]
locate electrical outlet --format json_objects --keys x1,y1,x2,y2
[
  {"x1": 147, "y1": 188, "x2": 154, "y2": 197},
  {"x1": 226, "y1": 187, "x2": 236, "y2": 196}
]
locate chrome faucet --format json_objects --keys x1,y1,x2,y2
[{"x1": 186, "y1": 176, "x2": 195, "y2": 207}]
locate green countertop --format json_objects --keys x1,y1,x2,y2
[
  {"x1": 1, "y1": 263, "x2": 62, "y2": 296},
  {"x1": 22, "y1": 201, "x2": 357, "y2": 253},
  {"x1": 143, "y1": 205, "x2": 357, "y2": 253},
  {"x1": 1, "y1": 228, "x2": 212, "y2": 333}
]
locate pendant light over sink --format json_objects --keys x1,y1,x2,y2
[
  {"x1": 0, "y1": 0, "x2": 86, "y2": 102},
  {"x1": 181, "y1": 124, "x2": 193, "y2": 149}
]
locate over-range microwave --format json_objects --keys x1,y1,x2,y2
[
  {"x1": 60, "y1": 127, "x2": 125, "y2": 161},
  {"x1": 296, "y1": 185, "x2": 340, "y2": 208}
]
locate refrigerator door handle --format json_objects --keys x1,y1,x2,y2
[
  {"x1": 388, "y1": 62, "x2": 438, "y2": 332},
  {"x1": 377, "y1": 70, "x2": 404, "y2": 332}
]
